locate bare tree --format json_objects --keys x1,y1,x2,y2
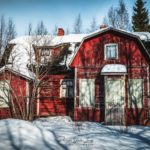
[
  {"x1": 52, "y1": 24, "x2": 58, "y2": 35},
  {"x1": 0, "y1": 16, "x2": 16, "y2": 55},
  {"x1": 73, "y1": 14, "x2": 82, "y2": 33},
  {"x1": 65, "y1": 27, "x2": 70, "y2": 35},
  {"x1": 103, "y1": 6, "x2": 118, "y2": 28},
  {"x1": 116, "y1": 0, "x2": 130, "y2": 30},
  {"x1": 1, "y1": 29, "x2": 72, "y2": 120},
  {"x1": 88, "y1": 17, "x2": 98, "y2": 33},
  {"x1": 103, "y1": 0, "x2": 131, "y2": 31},
  {"x1": 26, "y1": 36, "x2": 71, "y2": 120},
  {"x1": 0, "y1": 15, "x2": 6, "y2": 54},
  {"x1": 35, "y1": 21, "x2": 48, "y2": 35},
  {"x1": 26, "y1": 23, "x2": 33, "y2": 35},
  {"x1": 6, "y1": 18, "x2": 16, "y2": 40}
]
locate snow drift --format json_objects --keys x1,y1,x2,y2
[{"x1": 0, "y1": 117, "x2": 150, "y2": 150}]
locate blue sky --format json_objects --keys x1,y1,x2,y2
[{"x1": 0, "y1": 0, "x2": 150, "y2": 36}]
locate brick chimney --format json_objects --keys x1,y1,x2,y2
[
  {"x1": 57, "y1": 28, "x2": 65, "y2": 36},
  {"x1": 100, "y1": 24, "x2": 107, "y2": 29}
]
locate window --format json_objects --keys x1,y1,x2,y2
[
  {"x1": 105, "y1": 78, "x2": 125, "y2": 107},
  {"x1": 0, "y1": 81, "x2": 10, "y2": 108},
  {"x1": 105, "y1": 44, "x2": 118, "y2": 59},
  {"x1": 41, "y1": 49, "x2": 51, "y2": 56},
  {"x1": 128, "y1": 79, "x2": 144, "y2": 108},
  {"x1": 60, "y1": 79, "x2": 74, "y2": 98},
  {"x1": 41, "y1": 49, "x2": 52, "y2": 63},
  {"x1": 79, "y1": 79, "x2": 95, "y2": 107}
]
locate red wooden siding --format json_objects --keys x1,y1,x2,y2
[
  {"x1": 70, "y1": 30, "x2": 149, "y2": 125},
  {"x1": 0, "y1": 29, "x2": 149, "y2": 125},
  {"x1": 35, "y1": 75, "x2": 74, "y2": 117},
  {"x1": 0, "y1": 71, "x2": 28, "y2": 119}
]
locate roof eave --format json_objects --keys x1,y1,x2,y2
[{"x1": 0, "y1": 67, "x2": 34, "y2": 81}]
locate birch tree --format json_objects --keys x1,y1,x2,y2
[
  {"x1": 88, "y1": 17, "x2": 98, "y2": 33},
  {"x1": 103, "y1": 0, "x2": 131, "y2": 31},
  {"x1": 0, "y1": 16, "x2": 16, "y2": 55},
  {"x1": 35, "y1": 21, "x2": 48, "y2": 35},
  {"x1": 26, "y1": 23, "x2": 33, "y2": 35}
]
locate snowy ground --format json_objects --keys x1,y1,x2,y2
[{"x1": 0, "y1": 117, "x2": 150, "y2": 150}]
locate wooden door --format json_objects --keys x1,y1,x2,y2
[{"x1": 105, "y1": 77, "x2": 125, "y2": 125}]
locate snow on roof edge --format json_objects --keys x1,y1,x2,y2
[
  {"x1": 0, "y1": 65, "x2": 35, "y2": 80},
  {"x1": 101, "y1": 64, "x2": 127, "y2": 74},
  {"x1": 68, "y1": 27, "x2": 150, "y2": 67}
]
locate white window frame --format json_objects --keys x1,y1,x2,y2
[
  {"x1": 79, "y1": 79, "x2": 95, "y2": 107},
  {"x1": 128, "y1": 79, "x2": 144, "y2": 108},
  {"x1": 104, "y1": 43, "x2": 118, "y2": 60},
  {"x1": 0, "y1": 80, "x2": 10, "y2": 108},
  {"x1": 60, "y1": 79, "x2": 74, "y2": 98}
]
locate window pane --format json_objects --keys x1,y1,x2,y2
[
  {"x1": 105, "y1": 44, "x2": 117, "y2": 59},
  {"x1": 106, "y1": 47, "x2": 111, "y2": 58},
  {"x1": 79, "y1": 79, "x2": 95, "y2": 107},
  {"x1": 41, "y1": 49, "x2": 50, "y2": 56},
  {"x1": 60, "y1": 79, "x2": 74, "y2": 98},
  {"x1": 111, "y1": 45, "x2": 116, "y2": 58},
  {"x1": 128, "y1": 79, "x2": 143, "y2": 108},
  {"x1": 0, "y1": 81, "x2": 10, "y2": 108},
  {"x1": 68, "y1": 88, "x2": 74, "y2": 97},
  {"x1": 105, "y1": 78, "x2": 125, "y2": 106}
]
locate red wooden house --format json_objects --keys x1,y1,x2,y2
[{"x1": 0, "y1": 27, "x2": 150, "y2": 125}]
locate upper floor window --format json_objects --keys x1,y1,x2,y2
[
  {"x1": 104, "y1": 44, "x2": 118, "y2": 60},
  {"x1": 41, "y1": 49, "x2": 51, "y2": 56},
  {"x1": 41, "y1": 49, "x2": 52, "y2": 63}
]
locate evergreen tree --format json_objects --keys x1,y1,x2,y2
[{"x1": 132, "y1": 0, "x2": 150, "y2": 32}]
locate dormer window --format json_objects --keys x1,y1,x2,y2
[
  {"x1": 41, "y1": 49, "x2": 51, "y2": 56},
  {"x1": 104, "y1": 44, "x2": 118, "y2": 60},
  {"x1": 41, "y1": 49, "x2": 52, "y2": 63}
]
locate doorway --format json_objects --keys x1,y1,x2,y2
[{"x1": 105, "y1": 77, "x2": 125, "y2": 125}]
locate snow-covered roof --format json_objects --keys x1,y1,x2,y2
[
  {"x1": 9, "y1": 34, "x2": 86, "y2": 66},
  {"x1": 101, "y1": 64, "x2": 127, "y2": 75},
  {"x1": 3, "y1": 28, "x2": 150, "y2": 79},
  {"x1": 133, "y1": 32, "x2": 150, "y2": 41},
  {"x1": 6, "y1": 34, "x2": 86, "y2": 77},
  {"x1": 84, "y1": 27, "x2": 150, "y2": 42},
  {"x1": 9, "y1": 34, "x2": 87, "y2": 46},
  {"x1": 0, "y1": 65, "x2": 35, "y2": 80}
]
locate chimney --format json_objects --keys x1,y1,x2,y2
[
  {"x1": 57, "y1": 28, "x2": 65, "y2": 36},
  {"x1": 100, "y1": 24, "x2": 107, "y2": 29}
]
